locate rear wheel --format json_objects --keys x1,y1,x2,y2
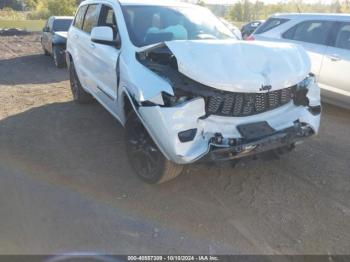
[
  {"x1": 69, "y1": 62, "x2": 94, "y2": 104},
  {"x1": 53, "y1": 45, "x2": 66, "y2": 68},
  {"x1": 125, "y1": 110, "x2": 183, "y2": 184}
]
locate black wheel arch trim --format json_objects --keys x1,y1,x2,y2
[
  {"x1": 65, "y1": 51, "x2": 73, "y2": 68},
  {"x1": 122, "y1": 89, "x2": 172, "y2": 161}
]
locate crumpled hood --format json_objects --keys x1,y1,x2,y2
[{"x1": 164, "y1": 39, "x2": 311, "y2": 92}]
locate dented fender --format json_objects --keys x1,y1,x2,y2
[{"x1": 138, "y1": 98, "x2": 207, "y2": 163}]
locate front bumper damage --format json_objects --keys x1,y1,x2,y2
[
  {"x1": 138, "y1": 96, "x2": 321, "y2": 165},
  {"x1": 203, "y1": 123, "x2": 313, "y2": 162},
  {"x1": 134, "y1": 41, "x2": 320, "y2": 165}
]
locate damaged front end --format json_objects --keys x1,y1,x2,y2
[{"x1": 135, "y1": 41, "x2": 321, "y2": 164}]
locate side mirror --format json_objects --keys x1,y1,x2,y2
[{"x1": 91, "y1": 26, "x2": 121, "y2": 48}]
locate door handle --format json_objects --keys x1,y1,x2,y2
[
  {"x1": 90, "y1": 43, "x2": 96, "y2": 49},
  {"x1": 327, "y1": 55, "x2": 341, "y2": 62},
  {"x1": 73, "y1": 34, "x2": 79, "y2": 39}
]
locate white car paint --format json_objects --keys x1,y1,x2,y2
[
  {"x1": 252, "y1": 13, "x2": 350, "y2": 109},
  {"x1": 66, "y1": 0, "x2": 321, "y2": 165},
  {"x1": 139, "y1": 96, "x2": 320, "y2": 164},
  {"x1": 165, "y1": 40, "x2": 310, "y2": 92}
]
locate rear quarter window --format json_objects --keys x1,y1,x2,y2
[{"x1": 254, "y1": 18, "x2": 289, "y2": 34}]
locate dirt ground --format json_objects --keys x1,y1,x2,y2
[{"x1": 0, "y1": 34, "x2": 350, "y2": 255}]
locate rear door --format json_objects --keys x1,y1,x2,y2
[
  {"x1": 70, "y1": 4, "x2": 101, "y2": 89},
  {"x1": 79, "y1": 4, "x2": 101, "y2": 89},
  {"x1": 282, "y1": 20, "x2": 334, "y2": 78},
  {"x1": 318, "y1": 21, "x2": 350, "y2": 105},
  {"x1": 70, "y1": 5, "x2": 88, "y2": 87}
]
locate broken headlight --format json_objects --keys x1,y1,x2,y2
[
  {"x1": 298, "y1": 74, "x2": 315, "y2": 89},
  {"x1": 161, "y1": 90, "x2": 195, "y2": 107},
  {"x1": 293, "y1": 74, "x2": 315, "y2": 106}
]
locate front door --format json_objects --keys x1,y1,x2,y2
[
  {"x1": 281, "y1": 20, "x2": 334, "y2": 78},
  {"x1": 89, "y1": 4, "x2": 121, "y2": 103},
  {"x1": 318, "y1": 22, "x2": 350, "y2": 105}
]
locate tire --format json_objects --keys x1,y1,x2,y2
[
  {"x1": 53, "y1": 45, "x2": 66, "y2": 68},
  {"x1": 125, "y1": 110, "x2": 183, "y2": 184},
  {"x1": 69, "y1": 62, "x2": 94, "y2": 104}
]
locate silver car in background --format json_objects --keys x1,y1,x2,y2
[
  {"x1": 252, "y1": 13, "x2": 350, "y2": 109},
  {"x1": 219, "y1": 18, "x2": 242, "y2": 40}
]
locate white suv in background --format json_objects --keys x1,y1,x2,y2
[
  {"x1": 66, "y1": 0, "x2": 321, "y2": 184},
  {"x1": 252, "y1": 13, "x2": 350, "y2": 109}
]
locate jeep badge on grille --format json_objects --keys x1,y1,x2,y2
[{"x1": 260, "y1": 85, "x2": 272, "y2": 92}]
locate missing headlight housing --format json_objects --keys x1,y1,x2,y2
[
  {"x1": 293, "y1": 74, "x2": 315, "y2": 106},
  {"x1": 161, "y1": 91, "x2": 195, "y2": 107},
  {"x1": 298, "y1": 74, "x2": 315, "y2": 89}
]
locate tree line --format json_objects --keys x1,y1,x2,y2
[
  {"x1": 1, "y1": 0, "x2": 350, "y2": 21},
  {"x1": 0, "y1": 0, "x2": 83, "y2": 18},
  {"x1": 223, "y1": 0, "x2": 350, "y2": 22}
]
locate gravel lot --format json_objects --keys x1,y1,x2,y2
[{"x1": 0, "y1": 34, "x2": 350, "y2": 255}]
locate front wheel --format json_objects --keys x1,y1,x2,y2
[{"x1": 125, "y1": 110, "x2": 183, "y2": 184}]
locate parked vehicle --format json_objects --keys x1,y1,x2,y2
[
  {"x1": 252, "y1": 13, "x2": 350, "y2": 109},
  {"x1": 66, "y1": 0, "x2": 321, "y2": 184},
  {"x1": 241, "y1": 20, "x2": 265, "y2": 39},
  {"x1": 0, "y1": 28, "x2": 30, "y2": 36},
  {"x1": 220, "y1": 18, "x2": 242, "y2": 40},
  {"x1": 41, "y1": 16, "x2": 74, "y2": 68}
]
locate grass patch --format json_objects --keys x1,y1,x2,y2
[{"x1": 0, "y1": 20, "x2": 45, "y2": 32}]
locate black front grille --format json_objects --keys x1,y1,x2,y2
[{"x1": 206, "y1": 87, "x2": 293, "y2": 117}]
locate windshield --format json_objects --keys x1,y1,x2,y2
[
  {"x1": 53, "y1": 19, "x2": 73, "y2": 32},
  {"x1": 121, "y1": 5, "x2": 234, "y2": 47}
]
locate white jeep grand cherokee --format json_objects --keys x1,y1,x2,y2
[{"x1": 66, "y1": 0, "x2": 321, "y2": 184}]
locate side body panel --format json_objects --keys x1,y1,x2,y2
[
  {"x1": 319, "y1": 46, "x2": 350, "y2": 108},
  {"x1": 285, "y1": 40, "x2": 327, "y2": 78},
  {"x1": 47, "y1": 17, "x2": 54, "y2": 53},
  {"x1": 42, "y1": 17, "x2": 54, "y2": 53},
  {"x1": 253, "y1": 15, "x2": 350, "y2": 108},
  {"x1": 69, "y1": 26, "x2": 92, "y2": 89}
]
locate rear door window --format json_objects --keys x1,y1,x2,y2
[
  {"x1": 73, "y1": 5, "x2": 88, "y2": 29},
  {"x1": 254, "y1": 18, "x2": 289, "y2": 34},
  {"x1": 334, "y1": 22, "x2": 350, "y2": 50},
  {"x1": 82, "y1": 4, "x2": 100, "y2": 34},
  {"x1": 282, "y1": 20, "x2": 333, "y2": 45}
]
